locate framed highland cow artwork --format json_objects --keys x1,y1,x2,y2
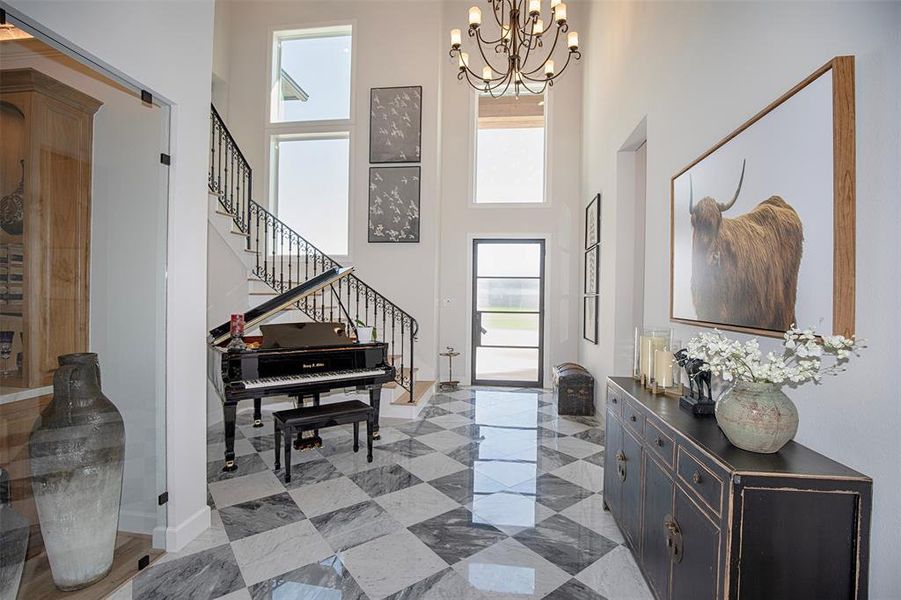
[{"x1": 670, "y1": 56, "x2": 855, "y2": 337}]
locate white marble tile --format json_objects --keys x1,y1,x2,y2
[
  {"x1": 287, "y1": 475, "x2": 371, "y2": 518},
  {"x1": 559, "y1": 494, "x2": 625, "y2": 544},
  {"x1": 209, "y1": 470, "x2": 286, "y2": 508},
  {"x1": 403, "y1": 452, "x2": 468, "y2": 482},
  {"x1": 231, "y1": 520, "x2": 332, "y2": 586},
  {"x1": 105, "y1": 579, "x2": 133, "y2": 600},
  {"x1": 158, "y1": 511, "x2": 230, "y2": 564},
  {"x1": 473, "y1": 459, "x2": 538, "y2": 490},
  {"x1": 207, "y1": 437, "x2": 258, "y2": 461},
  {"x1": 443, "y1": 400, "x2": 477, "y2": 413},
  {"x1": 416, "y1": 430, "x2": 471, "y2": 452},
  {"x1": 373, "y1": 426, "x2": 413, "y2": 444},
  {"x1": 375, "y1": 483, "x2": 461, "y2": 527},
  {"x1": 469, "y1": 491, "x2": 555, "y2": 534},
  {"x1": 213, "y1": 588, "x2": 253, "y2": 600},
  {"x1": 342, "y1": 529, "x2": 448, "y2": 599},
  {"x1": 575, "y1": 545, "x2": 654, "y2": 600},
  {"x1": 540, "y1": 436, "x2": 603, "y2": 460},
  {"x1": 550, "y1": 461, "x2": 605, "y2": 493},
  {"x1": 539, "y1": 417, "x2": 593, "y2": 435},
  {"x1": 453, "y1": 537, "x2": 570, "y2": 599}
]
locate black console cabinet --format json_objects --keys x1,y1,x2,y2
[{"x1": 603, "y1": 377, "x2": 871, "y2": 600}]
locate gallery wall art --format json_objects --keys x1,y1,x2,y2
[
  {"x1": 583, "y1": 194, "x2": 600, "y2": 344},
  {"x1": 670, "y1": 56, "x2": 855, "y2": 337},
  {"x1": 368, "y1": 166, "x2": 421, "y2": 243},
  {"x1": 585, "y1": 193, "x2": 599, "y2": 249},
  {"x1": 369, "y1": 86, "x2": 422, "y2": 164}
]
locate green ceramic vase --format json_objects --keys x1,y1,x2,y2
[{"x1": 715, "y1": 381, "x2": 799, "y2": 454}]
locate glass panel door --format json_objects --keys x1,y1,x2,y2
[{"x1": 472, "y1": 239, "x2": 545, "y2": 386}]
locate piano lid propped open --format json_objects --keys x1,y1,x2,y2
[{"x1": 208, "y1": 266, "x2": 354, "y2": 346}]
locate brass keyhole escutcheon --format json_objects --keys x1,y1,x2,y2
[
  {"x1": 616, "y1": 451, "x2": 626, "y2": 482},
  {"x1": 692, "y1": 470, "x2": 702, "y2": 484},
  {"x1": 664, "y1": 514, "x2": 684, "y2": 563},
  {"x1": 655, "y1": 437, "x2": 663, "y2": 447}
]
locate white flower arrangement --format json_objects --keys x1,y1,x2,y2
[{"x1": 685, "y1": 325, "x2": 864, "y2": 385}]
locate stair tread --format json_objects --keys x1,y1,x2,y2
[{"x1": 392, "y1": 380, "x2": 435, "y2": 405}]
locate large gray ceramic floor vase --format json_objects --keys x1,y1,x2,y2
[
  {"x1": 715, "y1": 381, "x2": 799, "y2": 454},
  {"x1": 29, "y1": 353, "x2": 125, "y2": 591},
  {"x1": 0, "y1": 467, "x2": 29, "y2": 600}
]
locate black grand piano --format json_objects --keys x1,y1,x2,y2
[{"x1": 209, "y1": 267, "x2": 395, "y2": 471}]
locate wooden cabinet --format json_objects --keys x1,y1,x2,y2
[
  {"x1": 603, "y1": 377, "x2": 872, "y2": 600},
  {"x1": 0, "y1": 68, "x2": 100, "y2": 390}
]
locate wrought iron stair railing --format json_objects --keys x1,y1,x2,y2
[{"x1": 209, "y1": 105, "x2": 418, "y2": 396}]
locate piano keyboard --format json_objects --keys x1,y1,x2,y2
[{"x1": 242, "y1": 368, "x2": 391, "y2": 390}]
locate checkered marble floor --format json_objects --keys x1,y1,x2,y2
[{"x1": 114, "y1": 387, "x2": 653, "y2": 600}]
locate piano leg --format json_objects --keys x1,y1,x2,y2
[
  {"x1": 222, "y1": 401, "x2": 239, "y2": 472},
  {"x1": 293, "y1": 393, "x2": 324, "y2": 450},
  {"x1": 253, "y1": 397, "x2": 263, "y2": 427},
  {"x1": 370, "y1": 386, "x2": 382, "y2": 440}
]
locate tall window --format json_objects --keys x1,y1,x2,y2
[
  {"x1": 269, "y1": 25, "x2": 353, "y2": 256},
  {"x1": 475, "y1": 93, "x2": 546, "y2": 204}
]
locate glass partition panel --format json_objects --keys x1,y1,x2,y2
[{"x1": 0, "y1": 21, "x2": 168, "y2": 599}]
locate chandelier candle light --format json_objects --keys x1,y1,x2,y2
[{"x1": 449, "y1": 0, "x2": 582, "y2": 96}]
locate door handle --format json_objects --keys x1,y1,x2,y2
[{"x1": 615, "y1": 451, "x2": 626, "y2": 482}]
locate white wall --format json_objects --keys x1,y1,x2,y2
[
  {"x1": 437, "y1": 1, "x2": 585, "y2": 385},
  {"x1": 579, "y1": 2, "x2": 901, "y2": 596},
  {"x1": 223, "y1": 0, "x2": 443, "y2": 382},
  {"x1": 0, "y1": 41, "x2": 168, "y2": 536},
  {"x1": 4, "y1": 0, "x2": 215, "y2": 551}
]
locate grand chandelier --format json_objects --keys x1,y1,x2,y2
[{"x1": 449, "y1": 0, "x2": 581, "y2": 96}]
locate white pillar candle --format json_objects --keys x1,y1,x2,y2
[
  {"x1": 555, "y1": 2, "x2": 567, "y2": 22},
  {"x1": 482, "y1": 66, "x2": 492, "y2": 81},
  {"x1": 532, "y1": 18, "x2": 544, "y2": 35},
  {"x1": 450, "y1": 28, "x2": 462, "y2": 47},
  {"x1": 469, "y1": 6, "x2": 482, "y2": 27},
  {"x1": 551, "y1": 0, "x2": 562, "y2": 8},
  {"x1": 544, "y1": 59, "x2": 555, "y2": 77},
  {"x1": 640, "y1": 335, "x2": 667, "y2": 380},
  {"x1": 529, "y1": 0, "x2": 541, "y2": 15},
  {"x1": 654, "y1": 348, "x2": 674, "y2": 388},
  {"x1": 567, "y1": 31, "x2": 579, "y2": 49}
]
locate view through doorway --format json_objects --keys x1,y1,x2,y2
[{"x1": 471, "y1": 239, "x2": 545, "y2": 387}]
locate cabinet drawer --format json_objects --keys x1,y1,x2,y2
[
  {"x1": 677, "y1": 447, "x2": 724, "y2": 517},
  {"x1": 606, "y1": 385, "x2": 624, "y2": 419},
  {"x1": 623, "y1": 398, "x2": 644, "y2": 435},
  {"x1": 644, "y1": 418, "x2": 675, "y2": 469}
]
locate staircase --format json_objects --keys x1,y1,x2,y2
[{"x1": 208, "y1": 104, "x2": 426, "y2": 405}]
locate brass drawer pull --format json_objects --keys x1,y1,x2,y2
[
  {"x1": 611, "y1": 397, "x2": 618, "y2": 404},
  {"x1": 692, "y1": 470, "x2": 702, "y2": 484},
  {"x1": 630, "y1": 414, "x2": 637, "y2": 422},
  {"x1": 655, "y1": 437, "x2": 664, "y2": 447}
]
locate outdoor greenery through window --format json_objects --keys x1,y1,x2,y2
[{"x1": 475, "y1": 93, "x2": 546, "y2": 204}]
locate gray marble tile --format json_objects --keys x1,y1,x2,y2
[
  {"x1": 583, "y1": 451, "x2": 606, "y2": 467},
  {"x1": 449, "y1": 424, "x2": 486, "y2": 440},
  {"x1": 287, "y1": 476, "x2": 371, "y2": 518},
  {"x1": 310, "y1": 499, "x2": 401, "y2": 552},
  {"x1": 445, "y1": 441, "x2": 486, "y2": 467},
  {"x1": 208, "y1": 426, "x2": 244, "y2": 445},
  {"x1": 207, "y1": 452, "x2": 269, "y2": 483},
  {"x1": 572, "y1": 428, "x2": 605, "y2": 446},
  {"x1": 133, "y1": 543, "x2": 245, "y2": 600},
  {"x1": 544, "y1": 578, "x2": 609, "y2": 600},
  {"x1": 428, "y1": 413, "x2": 474, "y2": 430},
  {"x1": 535, "y1": 445, "x2": 579, "y2": 473},
  {"x1": 429, "y1": 468, "x2": 479, "y2": 504},
  {"x1": 247, "y1": 433, "x2": 276, "y2": 453},
  {"x1": 375, "y1": 482, "x2": 462, "y2": 527},
  {"x1": 207, "y1": 437, "x2": 258, "y2": 461},
  {"x1": 403, "y1": 452, "x2": 468, "y2": 482},
  {"x1": 443, "y1": 400, "x2": 477, "y2": 414},
  {"x1": 247, "y1": 554, "x2": 367, "y2": 600},
  {"x1": 384, "y1": 567, "x2": 489, "y2": 600},
  {"x1": 564, "y1": 415, "x2": 603, "y2": 427},
  {"x1": 375, "y1": 437, "x2": 437, "y2": 459},
  {"x1": 348, "y1": 463, "x2": 422, "y2": 497},
  {"x1": 316, "y1": 435, "x2": 358, "y2": 457},
  {"x1": 416, "y1": 430, "x2": 471, "y2": 453},
  {"x1": 508, "y1": 473, "x2": 592, "y2": 512},
  {"x1": 452, "y1": 537, "x2": 570, "y2": 598},
  {"x1": 419, "y1": 405, "x2": 452, "y2": 418},
  {"x1": 395, "y1": 418, "x2": 446, "y2": 437},
  {"x1": 280, "y1": 458, "x2": 342, "y2": 490},
  {"x1": 407, "y1": 507, "x2": 508, "y2": 565},
  {"x1": 535, "y1": 426, "x2": 569, "y2": 440},
  {"x1": 231, "y1": 520, "x2": 334, "y2": 586},
  {"x1": 513, "y1": 514, "x2": 618, "y2": 575},
  {"x1": 218, "y1": 492, "x2": 306, "y2": 541},
  {"x1": 341, "y1": 529, "x2": 448, "y2": 599}
]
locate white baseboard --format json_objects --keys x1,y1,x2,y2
[{"x1": 164, "y1": 504, "x2": 211, "y2": 552}]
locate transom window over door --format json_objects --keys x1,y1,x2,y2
[
  {"x1": 475, "y1": 93, "x2": 546, "y2": 204},
  {"x1": 268, "y1": 25, "x2": 354, "y2": 257}
]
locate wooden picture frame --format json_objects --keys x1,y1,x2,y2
[
  {"x1": 585, "y1": 193, "x2": 600, "y2": 249},
  {"x1": 369, "y1": 86, "x2": 422, "y2": 164},
  {"x1": 670, "y1": 56, "x2": 855, "y2": 337}
]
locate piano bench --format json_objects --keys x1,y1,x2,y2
[{"x1": 273, "y1": 400, "x2": 375, "y2": 483}]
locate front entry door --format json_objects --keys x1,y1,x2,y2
[{"x1": 471, "y1": 239, "x2": 545, "y2": 387}]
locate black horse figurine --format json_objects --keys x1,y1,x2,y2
[{"x1": 674, "y1": 349, "x2": 712, "y2": 403}]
